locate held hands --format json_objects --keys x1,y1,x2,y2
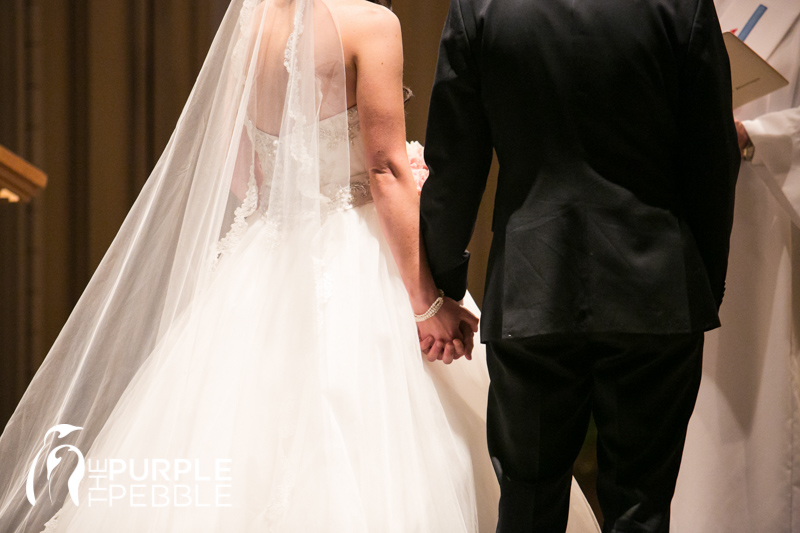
[{"x1": 417, "y1": 297, "x2": 479, "y2": 365}]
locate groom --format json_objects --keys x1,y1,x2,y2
[{"x1": 420, "y1": 0, "x2": 740, "y2": 531}]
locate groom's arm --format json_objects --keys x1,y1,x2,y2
[
  {"x1": 420, "y1": 0, "x2": 493, "y2": 302},
  {"x1": 674, "y1": 0, "x2": 739, "y2": 307}
]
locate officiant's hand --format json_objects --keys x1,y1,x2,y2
[
  {"x1": 417, "y1": 298, "x2": 478, "y2": 364},
  {"x1": 735, "y1": 119, "x2": 752, "y2": 158}
]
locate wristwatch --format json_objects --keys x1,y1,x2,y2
[{"x1": 742, "y1": 138, "x2": 755, "y2": 162}]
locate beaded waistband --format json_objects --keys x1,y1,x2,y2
[{"x1": 323, "y1": 180, "x2": 373, "y2": 213}]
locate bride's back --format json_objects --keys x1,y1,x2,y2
[
  {"x1": 249, "y1": 0, "x2": 397, "y2": 116},
  {"x1": 248, "y1": 0, "x2": 368, "y2": 133},
  {"x1": 246, "y1": 0, "x2": 405, "y2": 180}
]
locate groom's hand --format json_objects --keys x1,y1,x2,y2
[
  {"x1": 460, "y1": 320, "x2": 475, "y2": 361},
  {"x1": 418, "y1": 299, "x2": 478, "y2": 364}
]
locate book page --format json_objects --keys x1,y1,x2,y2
[{"x1": 723, "y1": 32, "x2": 789, "y2": 109}]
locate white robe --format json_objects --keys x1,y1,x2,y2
[{"x1": 671, "y1": 3, "x2": 800, "y2": 532}]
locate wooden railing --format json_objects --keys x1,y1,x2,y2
[{"x1": 0, "y1": 144, "x2": 47, "y2": 202}]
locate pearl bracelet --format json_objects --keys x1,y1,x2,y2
[{"x1": 414, "y1": 290, "x2": 445, "y2": 322}]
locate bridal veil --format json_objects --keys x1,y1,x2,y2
[{"x1": 0, "y1": 1, "x2": 351, "y2": 530}]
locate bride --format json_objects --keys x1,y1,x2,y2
[{"x1": 0, "y1": 0, "x2": 600, "y2": 531}]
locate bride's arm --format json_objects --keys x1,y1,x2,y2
[{"x1": 348, "y1": 6, "x2": 477, "y2": 361}]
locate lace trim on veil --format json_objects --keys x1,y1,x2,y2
[{"x1": 211, "y1": 0, "x2": 306, "y2": 270}]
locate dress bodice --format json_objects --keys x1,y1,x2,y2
[
  {"x1": 249, "y1": 106, "x2": 371, "y2": 213},
  {"x1": 212, "y1": 108, "x2": 370, "y2": 266}
]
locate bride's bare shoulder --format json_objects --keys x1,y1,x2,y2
[{"x1": 326, "y1": 0, "x2": 401, "y2": 42}]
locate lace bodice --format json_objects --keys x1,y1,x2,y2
[
  {"x1": 250, "y1": 106, "x2": 370, "y2": 213},
  {"x1": 212, "y1": 107, "x2": 369, "y2": 267}
]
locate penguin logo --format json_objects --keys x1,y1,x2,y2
[{"x1": 26, "y1": 425, "x2": 86, "y2": 507}]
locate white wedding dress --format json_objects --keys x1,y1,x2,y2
[{"x1": 36, "y1": 107, "x2": 599, "y2": 532}]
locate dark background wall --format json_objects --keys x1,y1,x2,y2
[{"x1": 0, "y1": 0, "x2": 231, "y2": 421}]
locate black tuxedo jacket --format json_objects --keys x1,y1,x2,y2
[{"x1": 420, "y1": 0, "x2": 740, "y2": 341}]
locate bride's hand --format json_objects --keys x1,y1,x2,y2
[{"x1": 417, "y1": 298, "x2": 479, "y2": 364}]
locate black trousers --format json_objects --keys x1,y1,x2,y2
[{"x1": 486, "y1": 332, "x2": 704, "y2": 533}]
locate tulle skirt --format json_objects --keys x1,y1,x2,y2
[{"x1": 41, "y1": 204, "x2": 598, "y2": 532}]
